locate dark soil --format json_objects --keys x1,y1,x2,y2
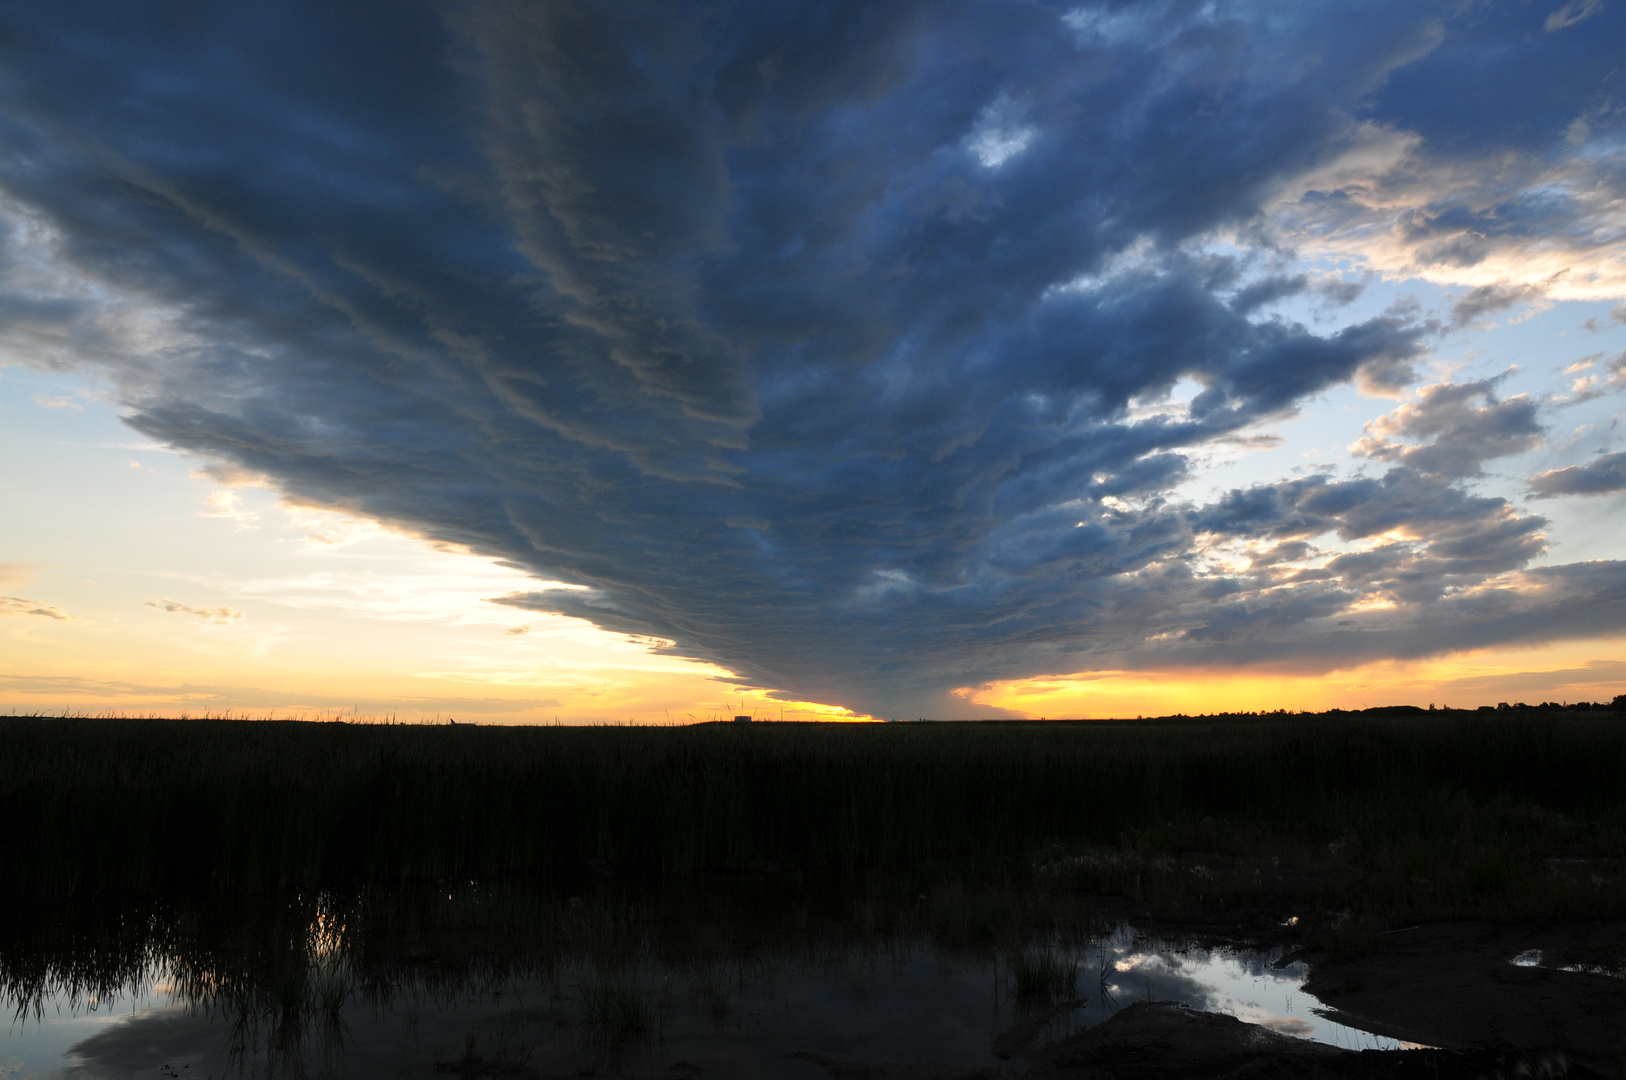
[
  {"x1": 1025, "y1": 1001, "x2": 1612, "y2": 1079},
  {"x1": 1305, "y1": 920, "x2": 1626, "y2": 1066},
  {"x1": 795, "y1": 919, "x2": 1626, "y2": 1080},
  {"x1": 799, "y1": 1000, "x2": 1617, "y2": 1080}
]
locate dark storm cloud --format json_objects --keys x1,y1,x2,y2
[
  {"x1": 1268, "y1": 0, "x2": 1626, "y2": 291},
  {"x1": 1189, "y1": 466, "x2": 1549, "y2": 610},
  {"x1": 1368, "y1": 0, "x2": 1625, "y2": 154},
  {"x1": 1351, "y1": 380, "x2": 1543, "y2": 477},
  {"x1": 1529, "y1": 452, "x2": 1626, "y2": 498},
  {"x1": 1112, "y1": 559, "x2": 1626, "y2": 672},
  {"x1": 1, "y1": 0, "x2": 1621, "y2": 714}
]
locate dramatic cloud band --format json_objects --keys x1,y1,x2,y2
[{"x1": 2, "y1": 1, "x2": 1624, "y2": 714}]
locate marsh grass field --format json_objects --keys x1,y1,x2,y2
[
  {"x1": 4, "y1": 709, "x2": 1625, "y2": 932},
  {"x1": 4, "y1": 710, "x2": 1626, "y2": 1075}
]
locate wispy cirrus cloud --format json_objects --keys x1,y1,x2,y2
[
  {"x1": 1544, "y1": 0, "x2": 1605, "y2": 32},
  {"x1": 145, "y1": 599, "x2": 245, "y2": 625},
  {"x1": 1, "y1": 596, "x2": 72, "y2": 620}
]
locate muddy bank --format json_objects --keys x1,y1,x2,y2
[
  {"x1": 792, "y1": 920, "x2": 1626, "y2": 1080},
  {"x1": 1304, "y1": 920, "x2": 1626, "y2": 1066},
  {"x1": 798, "y1": 1001, "x2": 1613, "y2": 1080}
]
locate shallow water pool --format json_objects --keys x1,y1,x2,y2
[{"x1": 3, "y1": 923, "x2": 1401, "y2": 1079}]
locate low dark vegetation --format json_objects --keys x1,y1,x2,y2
[
  {"x1": 0, "y1": 874, "x2": 1111, "y2": 1065},
  {"x1": 2, "y1": 711, "x2": 1624, "y2": 910}
]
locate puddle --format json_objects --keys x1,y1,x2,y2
[{"x1": 2, "y1": 924, "x2": 1402, "y2": 1078}]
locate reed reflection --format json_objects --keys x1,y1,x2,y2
[{"x1": 1, "y1": 879, "x2": 1400, "y2": 1078}]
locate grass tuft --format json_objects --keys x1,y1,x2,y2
[
  {"x1": 578, "y1": 978, "x2": 649, "y2": 1046},
  {"x1": 1009, "y1": 947, "x2": 1078, "y2": 1000}
]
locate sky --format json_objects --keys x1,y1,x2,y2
[{"x1": 3, "y1": 0, "x2": 1625, "y2": 722}]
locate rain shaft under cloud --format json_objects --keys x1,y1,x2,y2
[{"x1": 2, "y1": 0, "x2": 1625, "y2": 716}]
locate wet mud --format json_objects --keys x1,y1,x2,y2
[
  {"x1": 1305, "y1": 920, "x2": 1626, "y2": 1068},
  {"x1": 800, "y1": 1000, "x2": 1616, "y2": 1080},
  {"x1": 795, "y1": 921, "x2": 1626, "y2": 1080}
]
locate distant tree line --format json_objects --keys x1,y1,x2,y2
[{"x1": 1484, "y1": 697, "x2": 1626, "y2": 713}]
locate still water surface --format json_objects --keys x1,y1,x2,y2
[{"x1": 4, "y1": 923, "x2": 1398, "y2": 1079}]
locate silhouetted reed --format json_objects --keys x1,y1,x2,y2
[
  {"x1": 0, "y1": 711, "x2": 1622, "y2": 902},
  {"x1": 1008, "y1": 946, "x2": 1078, "y2": 1001}
]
